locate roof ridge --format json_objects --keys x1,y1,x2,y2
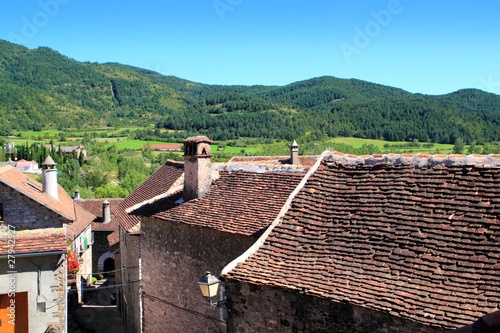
[
  {"x1": 324, "y1": 151, "x2": 500, "y2": 167},
  {"x1": 164, "y1": 160, "x2": 184, "y2": 167},
  {"x1": 219, "y1": 162, "x2": 309, "y2": 173},
  {"x1": 0, "y1": 165, "x2": 13, "y2": 174}
]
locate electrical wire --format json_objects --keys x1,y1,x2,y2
[
  {"x1": 70, "y1": 279, "x2": 141, "y2": 292},
  {"x1": 142, "y1": 291, "x2": 224, "y2": 333},
  {"x1": 72, "y1": 266, "x2": 139, "y2": 277},
  {"x1": 45, "y1": 296, "x2": 66, "y2": 310}
]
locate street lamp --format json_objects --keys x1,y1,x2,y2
[{"x1": 198, "y1": 271, "x2": 229, "y2": 308}]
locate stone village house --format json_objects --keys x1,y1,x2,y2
[
  {"x1": 116, "y1": 138, "x2": 499, "y2": 332},
  {"x1": 0, "y1": 156, "x2": 95, "y2": 332},
  {"x1": 222, "y1": 152, "x2": 500, "y2": 332},
  {"x1": 137, "y1": 138, "x2": 316, "y2": 332},
  {"x1": 112, "y1": 136, "x2": 316, "y2": 332},
  {"x1": 75, "y1": 198, "x2": 123, "y2": 276},
  {"x1": 112, "y1": 158, "x2": 185, "y2": 332}
]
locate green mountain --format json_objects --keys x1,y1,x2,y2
[{"x1": 0, "y1": 39, "x2": 499, "y2": 144}]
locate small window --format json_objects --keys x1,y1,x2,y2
[{"x1": 0, "y1": 202, "x2": 3, "y2": 221}]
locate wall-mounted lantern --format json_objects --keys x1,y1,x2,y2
[{"x1": 198, "y1": 271, "x2": 229, "y2": 308}]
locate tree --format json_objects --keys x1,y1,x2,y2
[
  {"x1": 453, "y1": 137, "x2": 465, "y2": 154},
  {"x1": 468, "y1": 141, "x2": 481, "y2": 154},
  {"x1": 95, "y1": 184, "x2": 129, "y2": 198}
]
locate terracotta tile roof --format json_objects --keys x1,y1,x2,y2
[
  {"x1": 229, "y1": 155, "x2": 318, "y2": 168},
  {"x1": 15, "y1": 159, "x2": 34, "y2": 168},
  {"x1": 0, "y1": 227, "x2": 66, "y2": 256},
  {"x1": 221, "y1": 160, "x2": 312, "y2": 174},
  {"x1": 225, "y1": 152, "x2": 500, "y2": 330},
  {"x1": 0, "y1": 165, "x2": 76, "y2": 221},
  {"x1": 107, "y1": 230, "x2": 119, "y2": 247},
  {"x1": 132, "y1": 194, "x2": 182, "y2": 220},
  {"x1": 0, "y1": 165, "x2": 95, "y2": 238},
  {"x1": 151, "y1": 170, "x2": 306, "y2": 236},
  {"x1": 66, "y1": 203, "x2": 97, "y2": 239},
  {"x1": 113, "y1": 161, "x2": 184, "y2": 232},
  {"x1": 76, "y1": 198, "x2": 123, "y2": 232}
]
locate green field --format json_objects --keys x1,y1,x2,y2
[
  {"x1": 102, "y1": 139, "x2": 178, "y2": 150},
  {"x1": 329, "y1": 137, "x2": 454, "y2": 154},
  {"x1": 14, "y1": 127, "x2": 143, "y2": 139},
  {"x1": 1, "y1": 131, "x2": 465, "y2": 157},
  {"x1": 213, "y1": 145, "x2": 260, "y2": 154}
]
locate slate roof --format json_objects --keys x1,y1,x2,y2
[
  {"x1": 151, "y1": 170, "x2": 306, "y2": 237},
  {"x1": 0, "y1": 165, "x2": 95, "y2": 238},
  {"x1": 76, "y1": 198, "x2": 123, "y2": 232},
  {"x1": 224, "y1": 152, "x2": 500, "y2": 330},
  {"x1": 0, "y1": 227, "x2": 66, "y2": 256},
  {"x1": 113, "y1": 161, "x2": 184, "y2": 232}
]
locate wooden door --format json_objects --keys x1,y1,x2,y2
[{"x1": 0, "y1": 293, "x2": 28, "y2": 333}]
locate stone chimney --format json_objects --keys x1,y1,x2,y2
[
  {"x1": 290, "y1": 140, "x2": 299, "y2": 165},
  {"x1": 102, "y1": 200, "x2": 111, "y2": 223},
  {"x1": 42, "y1": 155, "x2": 58, "y2": 201},
  {"x1": 183, "y1": 136, "x2": 213, "y2": 201}
]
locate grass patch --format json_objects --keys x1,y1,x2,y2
[
  {"x1": 212, "y1": 145, "x2": 260, "y2": 154},
  {"x1": 104, "y1": 140, "x2": 181, "y2": 151},
  {"x1": 329, "y1": 137, "x2": 454, "y2": 154}
]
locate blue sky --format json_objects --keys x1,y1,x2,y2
[{"x1": 1, "y1": 0, "x2": 499, "y2": 95}]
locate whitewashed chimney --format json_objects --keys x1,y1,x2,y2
[
  {"x1": 290, "y1": 140, "x2": 299, "y2": 165},
  {"x1": 42, "y1": 155, "x2": 58, "y2": 201},
  {"x1": 74, "y1": 189, "x2": 80, "y2": 200},
  {"x1": 183, "y1": 136, "x2": 213, "y2": 201},
  {"x1": 102, "y1": 200, "x2": 111, "y2": 223}
]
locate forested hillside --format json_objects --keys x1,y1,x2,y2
[{"x1": 1, "y1": 40, "x2": 499, "y2": 144}]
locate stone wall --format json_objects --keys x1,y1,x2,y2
[
  {"x1": 119, "y1": 227, "x2": 142, "y2": 333},
  {"x1": 92, "y1": 231, "x2": 114, "y2": 274},
  {"x1": 53, "y1": 253, "x2": 67, "y2": 330},
  {"x1": 141, "y1": 216, "x2": 255, "y2": 333},
  {"x1": 114, "y1": 250, "x2": 122, "y2": 314},
  {"x1": 225, "y1": 281, "x2": 446, "y2": 333},
  {"x1": 0, "y1": 183, "x2": 67, "y2": 230}
]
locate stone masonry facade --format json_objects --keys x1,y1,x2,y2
[
  {"x1": 52, "y1": 254, "x2": 67, "y2": 331},
  {"x1": 225, "y1": 281, "x2": 445, "y2": 333},
  {"x1": 0, "y1": 183, "x2": 66, "y2": 230},
  {"x1": 141, "y1": 216, "x2": 255, "y2": 333},
  {"x1": 119, "y1": 227, "x2": 142, "y2": 333},
  {"x1": 92, "y1": 230, "x2": 115, "y2": 274}
]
